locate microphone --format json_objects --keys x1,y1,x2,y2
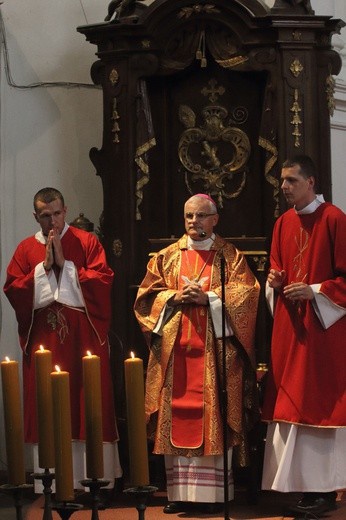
[{"x1": 199, "y1": 231, "x2": 207, "y2": 238}]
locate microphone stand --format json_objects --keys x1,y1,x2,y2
[{"x1": 220, "y1": 252, "x2": 230, "y2": 520}]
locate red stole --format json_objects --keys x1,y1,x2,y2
[{"x1": 171, "y1": 249, "x2": 215, "y2": 448}]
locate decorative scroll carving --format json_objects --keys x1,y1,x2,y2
[
  {"x1": 259, "y1": 136, "x2": 279, "y2": 218},
  {"x1": 290, "y1": 58, "x2": 303, "y2": 77},
  {"x1": 229, "y1": 106, "x2": 248, "y2": 126},
  {"x1": 258, "y1": 83, "x2": 280, "y2": 219},
  {"x1": 135, "y1": 80, "x2": 156, "y2": 221},
  {"x1": 178, "y1": 95, "x2": 251, "y2": 207},
  {"x1": 290, "y1": 89, "x2": 302, "y2": 148}
]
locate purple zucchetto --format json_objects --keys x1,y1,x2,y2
[{"x1": 195, "y1": 193, "x2": 217, "y2": 208}]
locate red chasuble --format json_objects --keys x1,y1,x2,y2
[
  {"x1": 262, "y1": 203, "x2": 346, "y2": 427},
  {"x1": 171, "y1": 249, "x2": 215, "y2": 448},
  {"x1": 4, "y1": 226, "x2": 119, "y2": 443}
]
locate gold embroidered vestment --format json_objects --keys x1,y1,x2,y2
[{"x1": 134, "y1": 234, "x2": 260, "y2": 459}]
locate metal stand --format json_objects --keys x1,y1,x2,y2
[
  {"x1": 32, "y1": 469, "x2": 55, "y2": 520},
  {"x1": 53, "y1": 502, "x2": 83, "y2": 519},
  {"x1": 124, "y1": 485, "x2": 158, "y2": 520},
  {"x1": 220, "y1": 253, "x2": 230, "y2": 520},
  {"x1": 80, "y1": 478, "x2": 110, "y2": 520},
  {"x1": 0, "y1": 483, "x2": 33, "y2": 520}
]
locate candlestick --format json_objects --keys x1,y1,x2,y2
[
  {"x1": 35, "y1": 345, "x2": 55, "y2": 469},
  {"x1": 82, "y1": 351, "x2": 104, "y2": 479},
  {"x1": 80, "y1": 478, "x2": 110, "y2": 520},
  {"x1": 0, "y1": 483, "x2": 33, "y2": 520},
  {"x1": 124, "y1": 352, "x2": 149, "y2": 487},
  {"x1": 32, "y1": 469, "x2": 55, "y2": 520},
  {"x1": 124, "y1": 486, "x2": 158, "y2": 520},
  {"x1": 51, "y1": 366, "x2": 74, "y2": 502},
  {"x1": 53, "y1": 502, "x2": 83, "y2": 519},
  {"x1": 0, "y1": 358, "x2": 26, "y2": 485}
]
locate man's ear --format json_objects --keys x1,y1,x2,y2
[
  {"x1": 308, "y1": 176, "x2": 315, "y2": 189},
  {"x1": 33, "y1": 212, "x2": 39, "y2": 223},
  {"x1": 212, "y1": 213, "x2": 219, "y2": 226}
]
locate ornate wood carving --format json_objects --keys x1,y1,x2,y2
[{"x1": 77, "y1": 0, "x2": 344, "y2": 374}]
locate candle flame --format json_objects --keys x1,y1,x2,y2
[
  {"x1": 55, "y1": 365, "x2": 61, "y2": 373},
  {"x1": 87, "y1": 350, "x2": 92, "y2": 357},
  {"x1": 5, "y1": 356, "x2": 10, "y2": 362},
  {"x1": 130, "y1": 351, "x2": 135, "y2": 359},
  {"x1": 39, "y1": 345, "x2": 45, "y2": 352}
]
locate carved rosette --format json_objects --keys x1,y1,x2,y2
[{"x1": 290, "y1": 58, "x2": 303, "y2": 78}]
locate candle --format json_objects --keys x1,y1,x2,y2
[
  {"x1": 35, "y1": 345, "x2": 55, "y2": 469},
  {"x1": 124, "y1": 352, "x2": 149, "y2": 486},
  {"x1": 82, "y1": 351, "x2": 104, "y2": 479},
  {"x1": 0, "y1": 357, "x2": 26, "y2": 485},
  {"x1": 51, "y1": 366, "x2": 74, "y2": 502}
]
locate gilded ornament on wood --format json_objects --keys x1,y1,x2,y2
[
  {"x1": 111, "y1": 97, "x2": 120, "y2": 143},
  {"x1": 109, "y1": 68, "x2": 119, "y2": 86},
  {"x1": 290, "y1": 89, "x2": 302, "y2": 148},
  {"x1": 326, "y1": 73, "x2": 336, "y2": 117},
  {"x1": 178, "y1": 89, "x2": 251, "y2": 207},
  {"x1": 290, "y1": 59, "x2": 304, "y2": 78},
  {"x1": 112, "y1": 239, "x2": 123, "y2": 257}
]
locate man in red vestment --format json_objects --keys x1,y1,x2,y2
[
  {"x1": 134, "y1": 194, "x2": 260, "y2": 514},
  {"x1": 4, "y1": 187, "x2": 121, "y2": 490},
  {"x1": 261, "y1": 155, "x2": 346, "y2": 515}
]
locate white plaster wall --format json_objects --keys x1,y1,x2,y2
[
  {"x1": 0, "y1": 0, "x2": 344, "y2": 473},
  {"x1": 0, "y1": 0, "x2": 108, "y2": 473}
]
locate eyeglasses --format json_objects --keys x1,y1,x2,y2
[{"x1": 184, "y1": 212, "x2": 217, "y2": 220}]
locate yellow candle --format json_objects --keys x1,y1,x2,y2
[
  {"x1": 51, "y1": 366, "x2": 74, "y2": 502},
  {"x1": 124, "y1": 352, "x2": 149, "y2": 487},
  {"x1": 82, "y1": 351, "x2": 104, "y2": 479},
  {"x1": 35, "y1": 345, "x2": 55, "y2": 469},
  {"x1": 0, "y1": 358, "x2": 26, "y2": 485}
]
